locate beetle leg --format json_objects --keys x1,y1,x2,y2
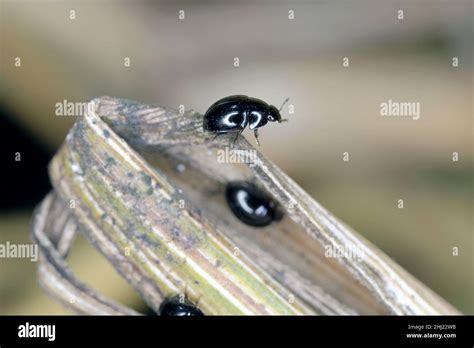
[
  {"x1": 232, "y1": 131, "x2": 242, "y2": 146},
  {"x1": 211, "y1": 133, "x2": 222, "y2": 142},
  {"x1": 182, "y1": 283, "x2": 189, "y2": 303},
  {"x1": 253, "y1": 129, "x2": 260, "y2": 146}
]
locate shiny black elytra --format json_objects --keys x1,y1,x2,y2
[
  {"x1": 203, "y1": 95, "x2": 288, "y2": 145},
  {"x1": 159, "y1": 295, "x2": 204, "y2": 316},
  {"x1": 225, "y1": 182, "x2": 283, "y2": 227}
]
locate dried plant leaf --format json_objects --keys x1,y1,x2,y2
[{"x1": 31, "y1": 97, "x2": 460, "y2": 315}]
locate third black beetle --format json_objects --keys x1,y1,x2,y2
[
  {"x1": 159, "y1": 295, "x2": 204, "y2": 316},
  {"x1": 203, "y1": 95, "x2": 289, "y2": 145}
]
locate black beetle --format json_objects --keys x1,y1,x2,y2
[
  {"x1": 159, "y1": 295, "x2": 204, "y2": 316},
  {"x1": 203, "y1": 95, "x2": 289, "y2": 145},
  {"x1": 225, "y1": 182, "x2": 283, "y2": 227}
]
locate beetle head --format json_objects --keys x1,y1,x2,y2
[
  {"x1": 266, "y1": 106, "x2": 283, "y2": 123},
  {"x1": 267, "y1": 97, "x2": 290, "y2": 123}
]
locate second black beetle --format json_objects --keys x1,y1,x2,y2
[
  {"x1": 203, "y1": 95, "x2": 288, "y2": 145},
  {"x1": 226, "y1": 182, "x2": 283, "y2": 227}
]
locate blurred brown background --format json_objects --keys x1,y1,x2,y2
[{"x1": 0, "y1": 0, "x2": 472, "y2": 314}]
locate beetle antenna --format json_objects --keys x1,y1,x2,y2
[
  {"x1": 278, "y1": 97, "x2": 290, "y2": 123},
  {"x1": 278, "y1": 97, "x2": 290, "y2": 112}
]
